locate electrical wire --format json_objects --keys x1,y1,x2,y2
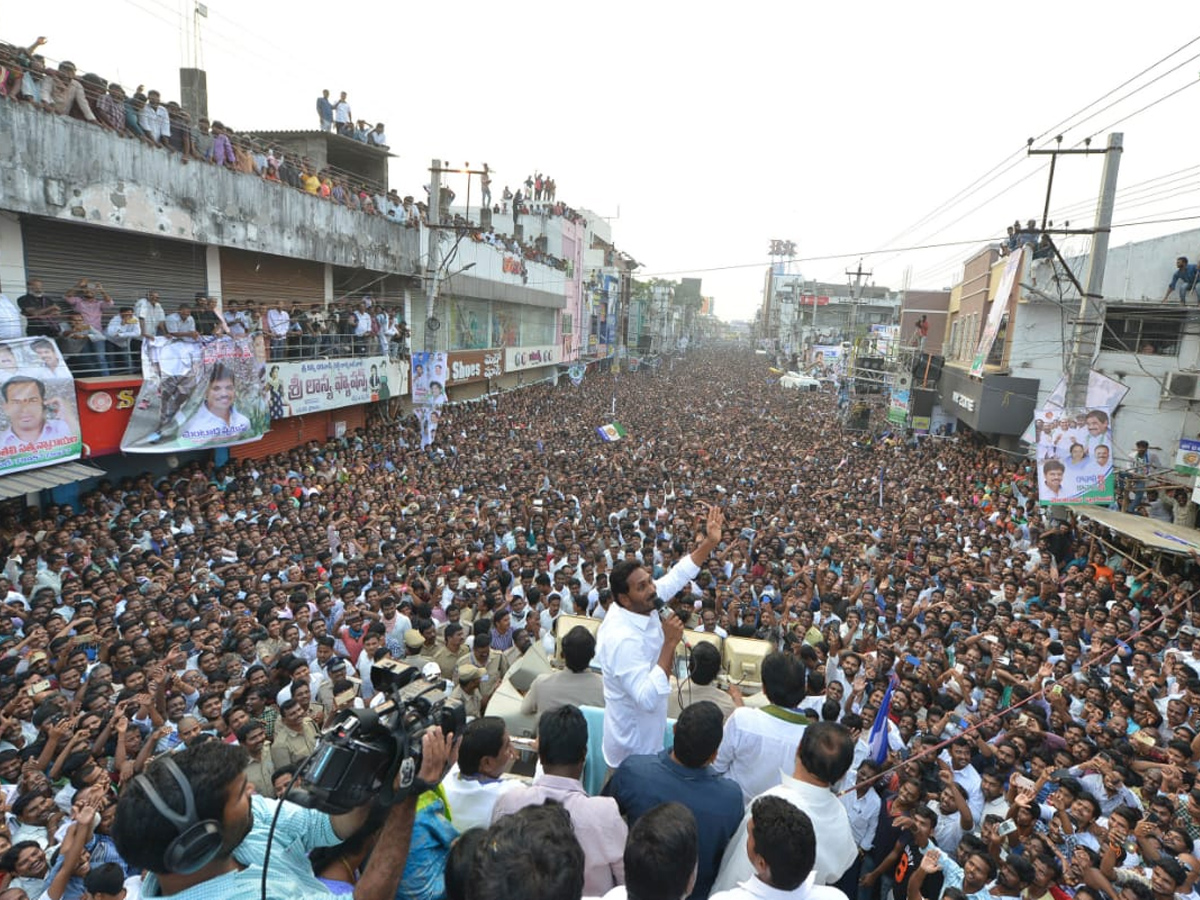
[{"x1": 871, "y1": 33, "x2": 1200, "y2": 257}]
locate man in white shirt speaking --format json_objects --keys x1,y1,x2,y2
[{"x1": 595, "y1": 503, "x2": 724, "y2": 770}]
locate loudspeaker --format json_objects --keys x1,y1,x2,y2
[
  {"x1": 135, "y1": 757, "x2": 224, "y2": 875},
  {"x1": 911, "y1": 353, "x2": 944, "y2": 383}
]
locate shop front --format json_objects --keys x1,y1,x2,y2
[{"x1": 938, "y1": 368, "x2": 1038, "y2": 438}]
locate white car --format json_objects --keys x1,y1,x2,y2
[{"x1": 779, "y1": 372, "x2": 820, "y2": 391}]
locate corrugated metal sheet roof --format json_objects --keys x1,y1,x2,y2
[{"x1": 0, "y1": 461, "x2": 107, "y2": 500}]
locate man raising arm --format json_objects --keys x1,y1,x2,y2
[{"x1": 595, "y1": 503, "x2": 725, "y2": 769}]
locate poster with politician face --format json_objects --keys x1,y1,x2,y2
[
  {"x1": 0, "y1": 338, "x2": 82, "y2": 474},
  {"x1": 1036, "y1": 404, "x2": 1114, "y2": 505},
  {"x1": 121, "y1": 336, "x2": 268, "y2": 452}
]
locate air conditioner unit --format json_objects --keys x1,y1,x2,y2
[
  {"x1": 1165, "y1": 371, "x2": 1200, "y2": 400},
  {"x1": 895, "y1": 373, "x2": 912, "y2": 391}
]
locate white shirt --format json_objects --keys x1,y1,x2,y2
[
  {"x1": 440, "y1": 765, "x2": 522, "y2": 832},
  {"x1": 0, "y1": 417, "x2": 73, "y2": 450},
  {"x1": 842, "y1": 787, "x2": 881, "y2": 852},
  {"x1": 164, "y1": 312, "x2": 196, "y2": 336},
  {"x1": 135, "y1": 298, "x2": 166, "y2": 336},
  {"x1": 0, "y1": 295, "x2": 22, "y2": 339},
  {"x1": 711, "y1": 870, "x2": 852, "y2": 900},
  {"x1": 106, "y1": 316, "x2": 142, "y2": 346},
  {"x1": 266, "y1": 309, "x2": 291, "y2": 338},
  {"x1": 713, "y1": 706, "x2": 809, "y2": 802},
  {"x1": 938, "y1": 751, "x2": 984, "y2": 824},
  {"x1": 139, "y1": 102, "x2": 171, "y2": 141},
  {"x1": 595, "y1": 555, "x2": 700, "y2": 768},
  {"x1": 712, "y1": 773, "x2": 856, "y2": 893},
  {"x1": 934, "y1": 808, "x2": 965, "y2": 852},
  {"x1": 179, "y1": 404, "x2": 250, "y2": 444}
]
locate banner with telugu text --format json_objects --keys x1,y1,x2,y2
[
  {"x1": 265, "y1": 356, "x2": 407, "y2": 419},
  {"x1": 0, "y1": 338, "x2": 82, "y2": 475}
]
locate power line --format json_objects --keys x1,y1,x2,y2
[{"x1": 869, "y1": 33, "x2": 1200, "y2": 256}]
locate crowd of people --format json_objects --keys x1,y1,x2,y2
[
  {"x1": 0, "y1": 36, "x2": 419, "y2": 223},
  {"x1": 0, "y1": 276, "x2": 411, "y2": 375},
  {"x1": 0, "y1": 350, "x2": 1194, "y2": 900}
]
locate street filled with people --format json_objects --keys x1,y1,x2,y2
[{"x1": 0, "y1": 349, "x2": 1196, "y2": 900}]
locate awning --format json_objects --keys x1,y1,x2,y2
[
  {"x1": 1076, "y1": 506, "x2": 1200, "y2": 556},
  {"x1": 0, "y1": 462, "x2": 106, "y2": 500}
]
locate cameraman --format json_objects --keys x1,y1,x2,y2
[{"x1": 111, "y1": 731, "x2": 453, "y2": 900}]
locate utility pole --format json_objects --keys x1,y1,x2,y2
[
  {"x1": 1066, "y1": 133, "x2": 1123, "y2": 408},
  {"x1": 845, "y1": 259, "x2": 872, "y2": 338},
  {"x1": 423, "y1": 159, "x2": 443, "y2": 352}
]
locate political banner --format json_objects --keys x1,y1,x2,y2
[
  {"x1": 971, "y1": 246, "x2": 1024, "y2": 376},
  {"x1": 1019, "y1": 370, "x2": 1129, "y2": 446},
  {"x1": 411, "y1": 351, "x2": 448, "y2": 405},
  {"x1": 0, "y1": 338, "x2": 83, "y2": 475},
  {"x1": 416, "y1": 405, "x2": 442, "y2": 450},
  {"x1": 568, "y1": 364, "x2": 585, "y2": 386},
  {"x1": 265, "y1": 356, "x2": 406, "y2": 419},
  {"x1": 888, "y1": 389, "x2": 910, "y2": 426},
  {"x1": 1035, "y1": 405, "x2": 1114, "y2": 505},
  {"x1": 121, "y1": 336, "x2": 267, "y2": 452},
  {"x1": 597, "y1": 422, "x2": 627, "y2": 442},
  {"x1": 1175, "y1": 439, "x2": 1200, "y2": 477}
]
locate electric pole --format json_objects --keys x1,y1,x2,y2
[
  {"x1": 1066, "y1": 133, "x2": 1123, "y2": 408},
  {"x1": 845, "y1": 259, "x2": 872, "y2": 338},
  {"x1": 423, "y1": 158, "x2": 443, "y2": 352}
]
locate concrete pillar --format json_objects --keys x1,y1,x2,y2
[
  {"x1": 0, "y1": 212, "x2": 27, "y2": 298},
  {"x1": 324, "y1": 264, "x2": 334, "y2": 307},
  {"x1": 205, "y1": 245, "x2": 221, "y2": 301}
]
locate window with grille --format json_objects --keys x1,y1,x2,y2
[{"x1": 1101, "y1": 308, "x2": 1185, "y2": 357}]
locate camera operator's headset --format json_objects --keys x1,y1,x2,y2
[{"x1": 134, "y1": 757, "x2": 224, "y2": 874}]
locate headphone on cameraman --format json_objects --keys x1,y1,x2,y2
[{"x1": 134, "y1": 757, "x2": 224, "y2": 874}]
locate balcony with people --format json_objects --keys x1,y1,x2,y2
[{"x1": 0, "y1": 35, "x2": 418, "y2": 274}]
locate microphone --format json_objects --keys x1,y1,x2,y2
[{"x1": 652, "y1": 595, "x2": 672, "y2": 620}]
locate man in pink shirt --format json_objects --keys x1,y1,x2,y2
[{"x1": 491, "y1": 705, "x2": 627, "y2": 898}]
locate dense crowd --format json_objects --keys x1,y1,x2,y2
[{"x1": 0, "y1": 350, "x2": 1194, "y2": 900}]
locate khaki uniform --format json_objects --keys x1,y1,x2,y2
[
  {"x1": 245, "y1": 746, "x2": 277, "y2": 798},
  {"x1": 520, "y1": 670, "x2": 605, "y2": 717},
  {"x1": 667, "y1": 678, "x2": 737, "y2": 721}
]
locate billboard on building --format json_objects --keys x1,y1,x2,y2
[
  {"x1": 447, "y1": 350, "x2": 503, "y2": 386},
  {"x1": 505, "y1": 346, "x2": 557, "y2": 372},
  {"x1": 0, "y1": 338, "x2": 83, "y2": 474},
  {"x1": 265, "y1": 356, "x2": 408, "y2": 419},
  {"x1": 970, "y1": 247, "x2": 1024, "y2": 377},
  {"x1": 122, "y1": 336, "x2": 267, "y2": 452},
  {"x1": 1035, "y1": 405, "x2": 1115, "y2": 505}
]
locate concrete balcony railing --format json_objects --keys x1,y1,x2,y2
[{"x1": 0, "y1": 101, "x2": 420, "y2": 274}]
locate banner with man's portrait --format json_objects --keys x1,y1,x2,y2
[
  {"x1": 0, "y1": 338, "x2": 83, "y2": 475},
  {"x1": 1035, "y1": 404, "x2": 1115, "y2": 505},
  {"x1": 411, "y1": 351, "x2": 448, "y2": 405},
  {"x1": 121, "y1": 336, "x2": 268, "y2": 452}
]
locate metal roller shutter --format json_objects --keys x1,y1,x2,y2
[
  {"x1": 220, "y1": 248, "x2": 325, "y2": 310},
  {"x1": 231, "y1": 411, "x2": 330, "y2": 460},
  {"x1": 21, "y1": 217, "x2": 208, "y2": 311}
]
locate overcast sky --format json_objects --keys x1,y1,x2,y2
[{"x1": 8, "y1": 2, "x2": 1200, "y2": 320}]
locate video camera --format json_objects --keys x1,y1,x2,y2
[{"x1": 287, "y1": 661, "x2": 465, "y2": 815}]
